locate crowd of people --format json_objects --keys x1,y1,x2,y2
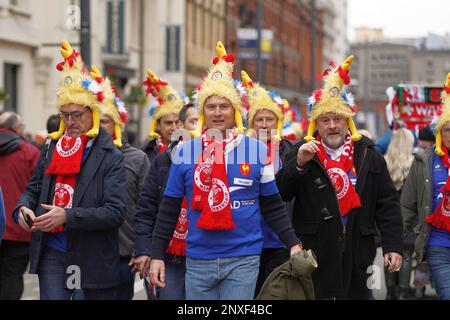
[{"x1": 0, "y1": 39, "x2": 448, "y2": 300}]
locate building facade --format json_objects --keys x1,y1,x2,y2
[
  {"x1": 349, "y1": 30, "x2": 450, "y2": 137},
  {"x1": 225, "y1": 0, "x2": 325, "y2": 101},
  {"x1": 185, "y1": 0, "x2": 225, "y2": 93},
  {"x1": 317, "y1": 0, "x2": 349, "y2": 69},
  {"x1": 0, "y1": 0, "x2": 186, "y2": 143}
]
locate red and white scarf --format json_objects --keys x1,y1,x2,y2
[
  {"x1": 160, "y1": 138, "x2": 188, "y2": 256},
  {"x1": 45, "y1": 134, "x2": 89, "y2": 233},
  {"x1": 316, "y1": 134, "x2": 361, "y2": 217},
  {"x1": 165, "y1": 197, "x2": 188, "y2": 256},
  {"x1": 266, "y1": 140, "x2": 281, "y2": 172},
  {"x1": 191, "y1": 132, "x2": 236, "y2": 230},
  {"x1": 426, "y1": 144, "x2": 450, "y2": 232},
  {"x1": 157, "y1": 137, "x2": 168, "y2": 153}
]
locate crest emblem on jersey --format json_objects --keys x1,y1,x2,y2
[
  {"x1": 208, "y1": 178, "x2": 230, "y2": 212},
  {"x1": 240, "y1": 163, "x2": 251, "y2": 176},
  {"x1": 327, "y1": 168, "x2": 350, "y2": 200}
]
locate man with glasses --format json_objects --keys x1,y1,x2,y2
[
  {"x1": 90, "y1": 65, "x2": 150, "y2": 300},
  {"x1": 14, "y1": 41, "x2": 126, "y2": 300}
]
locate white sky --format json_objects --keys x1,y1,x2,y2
[{"x1": 348, "y1": 0, "x2": 450, "y2": 40}]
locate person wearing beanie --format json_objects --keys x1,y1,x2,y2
[
  {"x1": 14, "y1": 40, "x2": 126, "y2": 300},
  {"x1": 277, "y1": 55, "x2": 404, "y2": 299},
  {"x1": 141, "y1": 69, "x2": 185, "y2": 162},
  {"x1": 240, "y1": 70, "x2": 294, "y2": 295},
  {"x1": 91, "y1": 66, "x2": 150, "y2": 300},
  {"x1": 148, "y1": 41, "x2": 302, "y2": 300},
  {"x1": 418, "y1": 126, "x2": 435, "y2": 150},
  {"x1": 402, "y1": 72, "x2": 450, "y2": 300}
]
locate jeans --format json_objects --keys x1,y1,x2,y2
[
  {"x1": 186, "y1": 255, "x2": 260, "y2": 300},
  {"x1": 157, "y1": 254, "x2": 186, "y2": 300},
  {"x1": 426, "y1": 246, "x2": 450, "y2": 300},
  {"x1": 0, "y1": 240, "x2": 29, "y2": 299},
  {"x1": 38, "y1": 247, "x2": 117, "y2": 300},
  {"x1": 117, "y1": 257, "x2": 135, "y2": 300}
]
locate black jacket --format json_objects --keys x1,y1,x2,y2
[
  {"x1": 141, "y1": 139, "x2": 160, "y2": 163},
  {"x1": 15, "y1": 129, "x2": 126, "y2": 289},
  {"x1": 277, "y1": 136, "x2": 404, "y2": 299},
  {"x1": 134, "y1": 142, "x2": 177, "y2": 257},
  {"x1": 119, "y1": 143, "x2": 149, "y2": 257}
]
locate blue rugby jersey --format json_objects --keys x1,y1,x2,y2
[
  {"x1": 164, "y1": 135, "x2": 279, "y2": 259},
  {"x1": 428, "y1": 154, "x2": 450, "y2": 248}
]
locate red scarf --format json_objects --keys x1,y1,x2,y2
[
  {"x1": 45, "y1": 134, "x2": 89, "y2": 233},
  {"x1": 165, "y1": 197, "x2": 188, "y2": 256},
  {"x1": 426, "y1": 144, "x2": 450, "y2": 232},
  {"x1": 266, "y1": 140, "x2": 281, "y2": 172},
  {"x1": 316, "y1": 135, "x2": 361, "y2": 217},
  {"x1": 191, "y1": 132, "x2": 235, "y2": 230},
  {"x1": 157, "y1": 137, "x2": 168, "y2": 153}
]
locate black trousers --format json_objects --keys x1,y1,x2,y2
[
  {"x1": 255, "y1": 247, "x2": 290, "y2": 297},
  {"x1": 0, "y1": 240, "x2": 30, "y2": 300}
]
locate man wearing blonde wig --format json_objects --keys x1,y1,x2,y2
[{"x1": 277, "y1": 56, "x2": 405, "y2": 299}]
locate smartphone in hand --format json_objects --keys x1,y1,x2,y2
[{"x1": 20, "y1": 209, "x2": 33, "y2": 228}]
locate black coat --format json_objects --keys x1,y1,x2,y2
[
  {"x1": 141, "y1": 139, "x2": 160, "y2": 163},
  {"x1": 16, "y1": 129, "x2": 126, "y2": 289},
  {"x1": 134, "y1": 142, "x2": 176, "y2": 257},
  {"x1": 277, "y1": 136, "x2": 404, "y2": 299}
]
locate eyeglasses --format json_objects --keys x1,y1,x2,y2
[{"x1": 59, "y1": 107, "x2": 90, "y2": 121}]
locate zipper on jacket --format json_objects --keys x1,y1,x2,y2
[{"x1": 357, "y1": 147, "x2": 368, "y2": 178}]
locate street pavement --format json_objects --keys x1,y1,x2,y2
[
  {"x1": 21, "y1": 247, "x2": 437, "y2": 300},
  {"x1": 21, "y1": 270, "x2": 147, "y2": 300}
]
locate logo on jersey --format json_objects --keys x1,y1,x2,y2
[
  {"x1": 208, "y1": 179, "x2": 230, "y2": 212},
  {"x1": 240, "y1": 163, "x2": 251, "y2": 176},
  {"x1": 194, "y1": 162, "x2": 212, "y2": 192},
  {"x1": 327, "y1": 168, "x2": 350, "y2": 200},
  {"x1": 54, "y1": 183, "x2": 74, "y2": 209},
  {"x1": 56, "y1": 136, "x2": 82, "y2": 158}
]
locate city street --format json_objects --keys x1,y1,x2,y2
[
  {"x1": 21, "y1": 269, "x2": 147, "y2": 300},
  {"x1": 1, "y1": 0, "x2": 448, "y2": 303},
  {"x1": 20, "y1": 247, "x2": 437, "y2": 300}
]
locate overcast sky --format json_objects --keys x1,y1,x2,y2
[{"x1": 348, "y1": 0, "x2": 450, "y2": 40}]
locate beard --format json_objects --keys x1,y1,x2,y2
[{"x1": 323, "y1": 133, "x2": 345, "y2": 149}]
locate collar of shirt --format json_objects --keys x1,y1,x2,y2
[{"x1": 322, "y1": 142, "x2": 345, "y2": 161}]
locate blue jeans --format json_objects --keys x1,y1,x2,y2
[
  {"x1": 38, "y1": 247, "x2": 117, "y2": 300},
  {"x1": 185, "y1": 255, "x2": 260, "y2": 300},
  {"x1": 426, "y1": 246, "x2": 450, "y2": 300},
  {"x1": 37, "y1": 247, "x2": 84, "y2": 300},
  {"x1": 157, "y1": 254, "x2": 186, "y2": 300}
]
